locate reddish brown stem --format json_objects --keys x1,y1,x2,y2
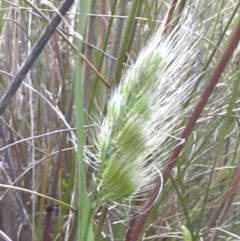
[
  {"x1": 163, "y1": 0, "x2": 178, "y2": 34},
  {"x1": 205, "y1": 166, "x2": 240, "y2": 237},
  {"x1": 126, "y1": 20, "x2": 240, "y2": 241}
]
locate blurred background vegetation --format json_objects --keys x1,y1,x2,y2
[{"x1": 0, "y1": 0, "x2": 240, "y2": 240}]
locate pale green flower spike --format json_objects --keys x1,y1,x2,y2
[
  {"x1": 182, "y1": 225, "x2": 192, "y2": 241},
  {"x1": 97, "y1": 14, "x2": 200, "y2": 203}
]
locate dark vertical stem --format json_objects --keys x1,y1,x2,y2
[
  {"x1": 42, "y1": 206, "x2": 54, "y2": 241},
  {"x1": 163, "y1": 0, "x2": 178, "y2": 34},
  {"x1": 108, "y1": 0, "x2": 129, "y2": 79},
  {"x1": 113, "y1": 0, "x2": 143, "y2": 85},
  {"x1": 83, "y1": 0, "x2": 97, "y2": 109}
]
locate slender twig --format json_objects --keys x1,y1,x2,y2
[{"x1": 0, "y1": 184, "x2": 76, "y2": 211}]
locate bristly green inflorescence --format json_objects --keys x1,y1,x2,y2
[
  {"x1": 97, "y1": 50, "x2": 164, "y2": 203},
  {"x1": 96, "y1": 14, "x2": 199, "y2": 204}
]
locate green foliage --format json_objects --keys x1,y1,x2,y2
[
  {"x1": 182, "y1": 225, "x2": 192, "y2": 241},
  {"x1": 0, "y1": 1, "x2": 240, "y2": 241},
  {"x1": 75, "y1": 0, "x2": 94, "y2": 240},
  {"x1": 99, "y1": 159, "x2": 139, "y2": 202}
]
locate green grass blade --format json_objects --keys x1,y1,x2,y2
[
  {"x1": 143, "y1": 0, "x2": 154, "y2": 32},
  {"x1": 75, "y1": 0, "x2": 94, "y2": 240},
  {"x1": 113, "y1": 0, "x2": 143, "y2": 85}
]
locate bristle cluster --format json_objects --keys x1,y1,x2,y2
[{"x1": 96, "y1": 17, "x2": 200, "y2": 204}]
